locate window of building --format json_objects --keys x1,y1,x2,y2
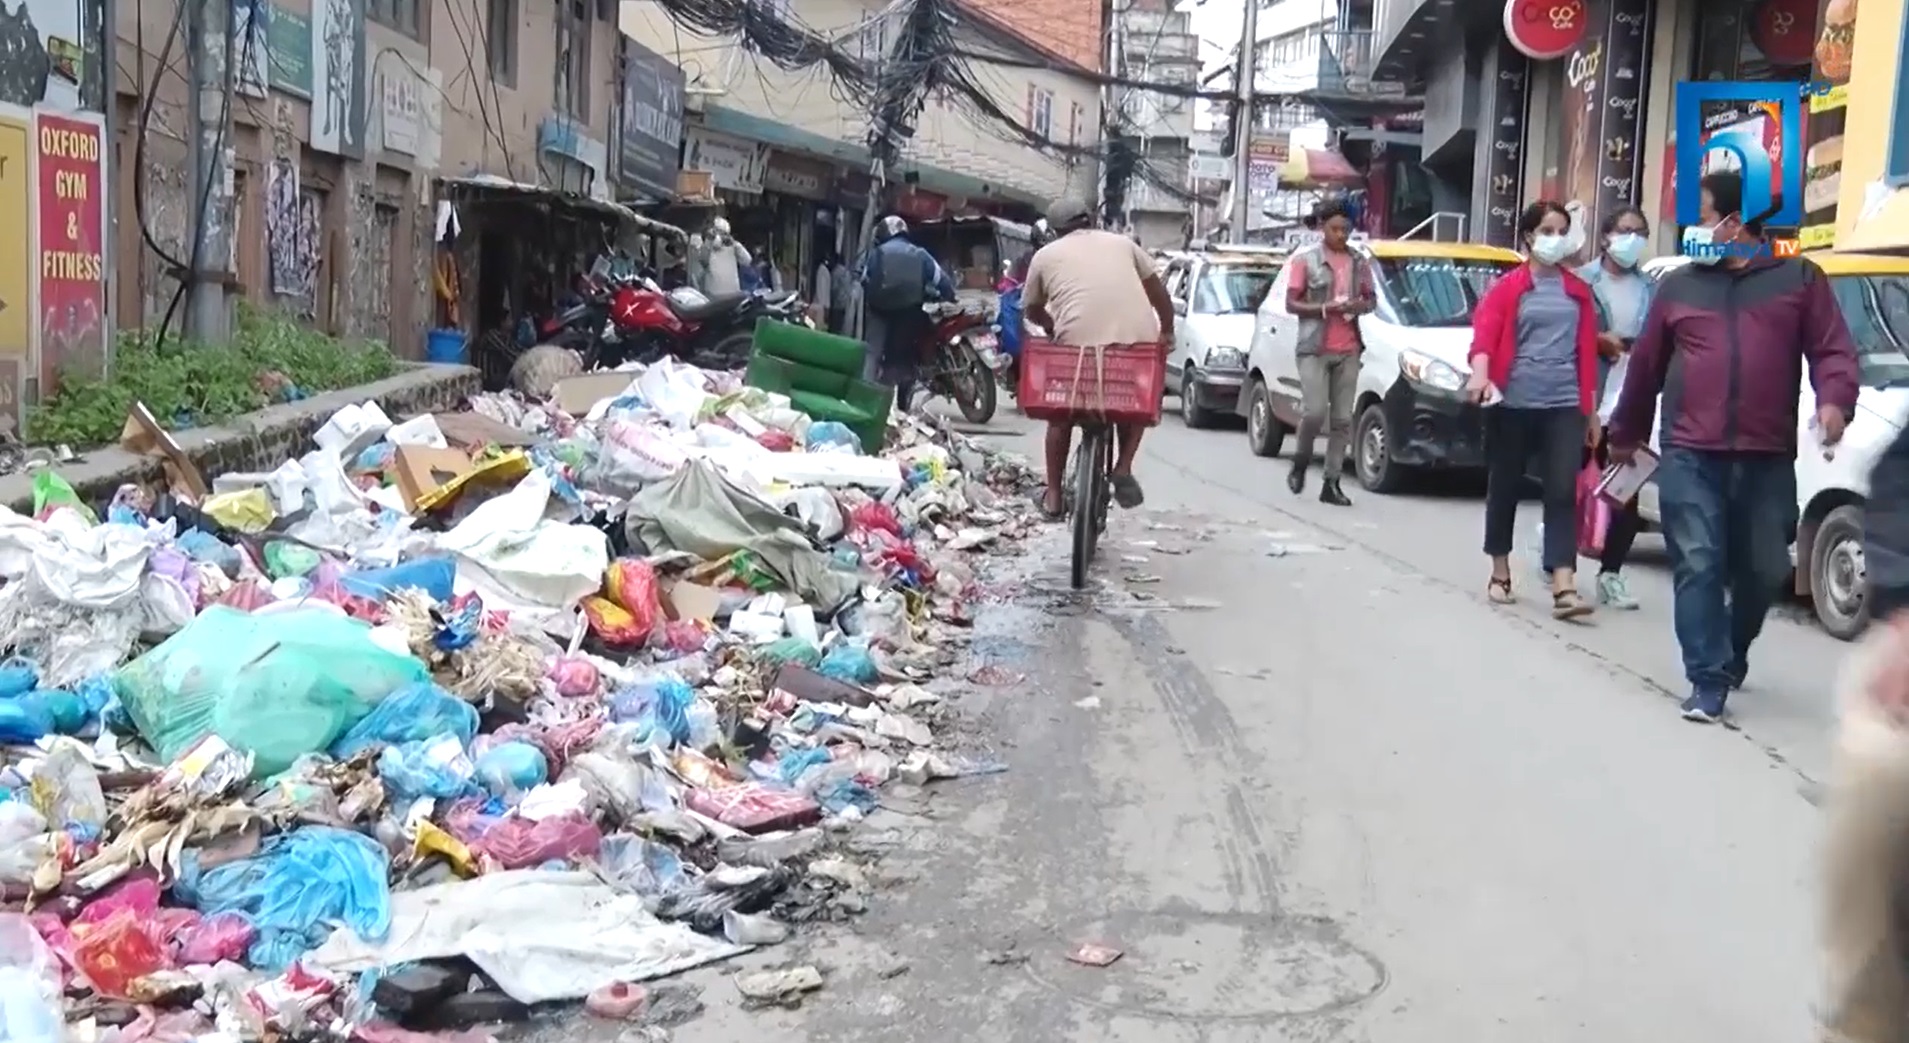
[
  {"x1": 368, "y1": 0, "x2": 419, "y2": 36},
  {"x1": 554, "y1": 5, "x2": 589, "y2": 116},
  {"x1": 1069, "y1": 101, "x2": 1082, "y2": 143},
  {"x1": 1028, "y1": 86, "x2": 1054, "y2": 139},
  {"x1": 486, "y1": 0, "x2": 516, "y2": 85},
  {"x1": 1889, "y1": 14, "x2": 1909, "y2": 186}
]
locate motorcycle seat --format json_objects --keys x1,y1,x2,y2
[
  {"x1": 667, "y1": 292, "x2": 750, "y2": 322},
  {"x1": 761, "y1": 290, "x2": 799, "y2": 306}
]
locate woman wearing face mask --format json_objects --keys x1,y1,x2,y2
[
  {"x1": 1567, "y1": 205, "x2": 1656, "y2": 609},
  {"x1": 1465, "y1": 200, "x2": 1604, "y2": 620}
]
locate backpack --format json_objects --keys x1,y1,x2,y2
[{"x1": 864, "y1": 244, "x2": 926, "y2": 313}]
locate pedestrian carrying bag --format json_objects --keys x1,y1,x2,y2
[
  {"x1": 1576, "y1": 462, "x2": 1611, "y2": 557},
  {"x1": 863, "y1": 247, "x2": 925, "y2": 312}
]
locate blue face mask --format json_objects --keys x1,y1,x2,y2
[{"x1": 1606, "y1": 233, "x2": 1646, "y2": 268}]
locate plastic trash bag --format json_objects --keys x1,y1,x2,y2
[
  {"x1": 804, "y1": 421, "x2": 862, "y2": 454},
  {"x1": 174, "y1": 911, "x2": 256, "y2": 965},
  {"x1": 32, "y1": 740, "x2": 105, "y2": 831},
  {"x1": 610, "y1": 677, "x2": 694, "y2": 745},
  {"x1": 72, "y1": 911, "x2": 169, "y2": 998},
  {"x1": 264, "y1": 541, "x2": 323, "y2": 579},
  {"x1": 0, "y1": 659, "x2": 37, "y2": 700},
  {"x1": 0, "y1": 700, "x2": 50, "y2": 745},
  {"x1": 817, "y1": 643, "x2": 877, "y2": 684},
  {"x1": 470, "y1": 811, "x2": 602, "y2": 869},
  {"x1": 377, "y1": 736, "x2": 477, "y2": 802},
  {"x1": 176, "y1": 529, "x2": 243, "y2": 578},
  {"x1": 330, "y1": 683, "x2": 478, "y2": 759},
  {"x1": 340, "y1": 558, "x2": 457, "y2": 603},
  {"x1": 173, "y1": 826, "x2": 391, "y2": 971},
  {"x1": 0, "y1": 914, "x2": 61, "y2": 1043},
  {"x1": 583, "y1": 596, "x2": 651, "y2": 647},
  {"x1": 603, "y1": 559, "x2": 663, "y2": 624},
  {"x1": 31, "y1": 472, "x2": 94, "y2": 524},
  {"x1": 546, "y1": 656, "x2": 600, "y2": 697},
  {"x1": 112, "y1": 606, "x2": 431, "y2": 777},
  {"x1": 759, "y1": 637, "x2": 822, "y2": 667},
  {"x1": 474, "y1": 742, "x2": 549, "y2": 800},
  {"x1": 29, "y1": 690, "x2": 85, "y2": 736},
  {"x1": 1576, "y1": 462, "x2": 1610, "y2": 558},
  {"x1": 0, "y1": 804, "x2": 53, "y2": 886}
]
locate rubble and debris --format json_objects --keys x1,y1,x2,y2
[{"x1": 0, "y1": 360, "x2": 1044, "y2": 1038}]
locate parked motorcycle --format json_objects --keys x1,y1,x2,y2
[
  {"x1": 611, "y1": 282, "x2": 807, "y2": 369},
  {"x1": 920, "y1": 302, "x2": 999, "y2": 424}
]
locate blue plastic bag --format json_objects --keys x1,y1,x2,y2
[
  {"x1": 805, "y1": 421, "x2": 863, "y2": 454},
  {"x1": 330, "y1": 683, "x2": 478, "y2": 759},
  {"x1": 817, "y1": 644, "x2": 877, "y2": 684},
  {"x1": 0, "y1": 699, "x2": 50, "y2": 744},
  {"x1": 377, "y1": 739, "x2": 476, "y2": 801},
  {"x1": 610, "y1": 676, "x2": 694, "y2": 745},
  {"x1": 0, "y1": 659, "x2": 38, "y2": 701},
  {"x1": 176, "y1": 529, "x2": 242, "y2": 578},
  {"x1": 27, "y1": 691, "x2": 86, "y2": 736},
  {"x1": 474, "y1": 742, "x2": 548, "y2": 799},
  {"x1": 339, "y1": 558, "x2": 457, "y2": 603},
  {"x1": 173, "y1": 826, "x2": 391, "y2": 971}
]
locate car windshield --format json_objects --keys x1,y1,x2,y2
[
  {"x1": 1374, "y1": 256, "x2": 1521, "y2": 327},
  {"x1": 1192, "y1": 265, "x2": 1278, "y2": 314},
  {"x1": 1829, "y1": 274, "x2": 1909, "y2": 388}
]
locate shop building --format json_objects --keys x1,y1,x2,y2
[
  {"x1": 618, "y1": 0, "x2": 1101, "y2": 295},
  {"x1": 1831, "y1": 0, "x2": 1909, "y2": 250},
  {"x1": 1108, "y1": 0, "x2": 1200, "y2": 249}
]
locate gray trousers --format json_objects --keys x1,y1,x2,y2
[{"x1": 1294, "y1": 352, "x2": 1360, "y2": 473}]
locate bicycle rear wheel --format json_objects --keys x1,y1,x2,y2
[{"x1": 1070, "y1": 425, "x2": 1106, "y2": 590}]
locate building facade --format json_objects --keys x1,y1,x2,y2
[
  {"x1": 618, "y1": 0, "x2": 1102, "y2": 295},
  {"x1": 1108, "y1": 0, "x2": 1198, "y2": 248},
  {"x1": 1832, "y1": 0, "x2": 1909, "y2": 251}
]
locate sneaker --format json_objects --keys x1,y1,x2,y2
[
  {"x1": 1724, "y1": 658, "x2": 1748, "y2": 691},
  {"x1": 1680, "y1": 688, "x2": 1728, "y2": 724},
  {"x1": 1596, "y1": 572, "x2": 1639, "y2": 610}
]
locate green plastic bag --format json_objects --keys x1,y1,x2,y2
[
  {"x1": 112, "y1": 606, "x2": 430, "y2": 776},
  {"x1": 758, "y1": 637, "x2": 822, "y2": 667},
  {"x1": 264, "y1": 541, "x2": 322, "y2": 579},
  {"x1": 32, "y1": 472, "x2": 95, "y2": 524}
]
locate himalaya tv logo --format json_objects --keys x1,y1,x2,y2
[{"x1": 1672, "y1": 81, "x2": 1827, "y2": 258}]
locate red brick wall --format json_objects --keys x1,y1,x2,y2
[{"x1": 964, "y1": 0, "x2": 1104, "y2": 72}]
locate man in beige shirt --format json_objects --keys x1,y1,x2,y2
[{"x1": 1022, "y1": 197, "x2": 1176, "y2": 517}]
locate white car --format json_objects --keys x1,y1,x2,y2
[
  {"x1": 1159, "y1": 245, "x2": 1287, "y2": 428},
  {"x1": 1239, "y1": 240, "x2": 1524, "y2": 490},
  {"x1": 1636, "y1": 252, "x2": 1909, "y2": 640}
]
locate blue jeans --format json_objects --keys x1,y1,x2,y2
[{"x1": 1656, "y1": 448, "x2": 1798, "y2": 691}]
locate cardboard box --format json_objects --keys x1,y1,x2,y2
[
  {"x1": 663, "y1": 580, "x2": 723, "y2": 622},
  {"x1": 392, "y1": 445, "x2": 475, "y2": 511},
  {"x1": 551, "y1": 372, "x2": 638, "y2": 416},
  {"x1": 119, "y1": 402, "x2": 209, "y2": 499}
]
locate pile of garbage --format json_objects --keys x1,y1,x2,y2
[{"x1": 0, "y1": 358, "x2": 1043, "y2": 1041}]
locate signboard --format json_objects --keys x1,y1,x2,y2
[
  {"x1": 380, "y1": 66, "x2": 421, "y2": 154},
  {"x1": 1504, "y1": 0, "x2": 1590, "y2": 59},
  {"x1": 267, "y1": 4, "x2": 314, "y2": 98},
  {"x1": 1483, "y1": 40, "x2": 1530, "y2": 247},
  {"x1": 763, "y1": 151, "x2": 830, "y2": 200},
  {"x1": 34, "y1": 113, "x2": 105, "y2": 378},
  {"x1": 615, "y1": 37, "x2": 684, "y2": 201},
  {"x1": 1247, "y1": 134, "x2": 1288, "y2": 192},
  {"x1": 1188, "y1": 153, "x2": 1230, "y2": 181},
  {"x1": 0, "y1": 115, "x2": 31, "y2": 358},
  {"x1": 683, "y1": 128, "x2": 767, "y2": 193},
  {"x1": 1593, "y1": 0, "x2": 1650, "y2": 230}
]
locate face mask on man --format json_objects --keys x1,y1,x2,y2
[
  {"x1": 1682, "y1": 224, "x2": 1722, "y2": 266},
  {"x1": 1530, "y1": 233, "x2": 1571, "y2": 266},
  {"x1": 1606, "y1": 232, "x2": 1646, "y2": 268}
]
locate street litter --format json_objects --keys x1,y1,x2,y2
[
  {"x1": 1065, "y1": 942, "x2": 1125, "y2": 967},
  {"x1": 0, "y1": 358, "x2": 1046, "y2": 1039}
]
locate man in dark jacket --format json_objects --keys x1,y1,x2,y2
[
  {"x1": 858, "y1": 215, "x2": 957, "y2": 413},
  {"x1": 1609, "y1": 172, "x2": 1860, "y2": 723}
]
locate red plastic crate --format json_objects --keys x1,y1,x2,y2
[{"x1": 1017, "y1": 339, "x2": 1167, "y2": 426}]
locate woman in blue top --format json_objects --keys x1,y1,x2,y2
[{"x1": 1571, "y1": 205, "x2": 1656, "y2": 610}]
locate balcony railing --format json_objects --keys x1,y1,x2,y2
[{"x1": 1317, "y1": 29, "x2": 1409, "y2": 98}]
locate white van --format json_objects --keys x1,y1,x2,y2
[
  {"x1": 1238, "y1": 241, "x2": 1524, "y2": 491},
  {"x1": 1635, "y1": 252, "x2": 1909, "y2": 640}
]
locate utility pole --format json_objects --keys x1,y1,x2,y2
[
  {"x1": 1228, "y1": 0, "x2": 1259, "y2": 243},
  {"x1": 848, "y1": 0, "x2": 938, "y2": 341},
  {"x1": 184, "y1": 0, "x2": 236, "y2": 343}
]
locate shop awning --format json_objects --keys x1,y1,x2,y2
[
  {"x1": 436, "y1": 175, "x2": 687, "y2": 239},
  {"x1": 1280, "y1": 149, "x2": 1363, "y2": 190}
]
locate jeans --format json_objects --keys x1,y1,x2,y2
[
  {"x1": 1293, "y1": 353, "x2": 1360, "y2": 474},
  {"x1": 1484, "y1": 406, "x2": 1584, "y2": 571},
  {"x1": 1656, "y1": 448, "x2": 1798, "y2": 692}
]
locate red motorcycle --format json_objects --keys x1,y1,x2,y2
[
  {"x1": 919, "y1": 302, "x2": 999, "y2": 424},
  {"x1": 608, "y1": 282, "x2": 808, "y2": 369}
]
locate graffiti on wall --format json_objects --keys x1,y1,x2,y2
[
  {"x1": 310, "y1": 0, "x2": 366, "y2": 158},
  {"x1": 0, "y1": 0, "x2": 102, "y2": 112}
]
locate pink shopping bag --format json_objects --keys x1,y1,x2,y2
[{"x1": 1577, "y1": 462, "x2": 1611, "y2": 557}]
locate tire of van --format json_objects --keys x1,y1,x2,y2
[
  {"x1": 1811, "y1": 504, "x2": 1870, "y2": 641},
  {"x1": 1245, "y1": 378, "x2": 1287, "y2": 458},
  {"x1": 1354, "y1": 402, "x2": 1406, "y2": 493}
]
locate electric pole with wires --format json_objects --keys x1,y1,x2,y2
[
  {"x1": 846, "y1": 0, "x2": 943, "y2": 340},
  {"x1": 184, "y1": 0, "x2": 237, "y2": 344},
  {"x1": 1228, "y1": 0, "x2": 1258, "y2": 243}
]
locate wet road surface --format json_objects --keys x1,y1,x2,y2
[{"x1": 538, "y1": 403, "x2": 1834, "y2": 1043}]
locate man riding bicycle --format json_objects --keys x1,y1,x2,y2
[{"x1": 1022, "y1": 197, "x2": 1177, "y2": 518}]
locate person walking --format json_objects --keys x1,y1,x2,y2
[
  {"x1": 1466, "y1": 200, "x2": 1605, "y2": 620},
  {"x1": 693, "y1": 217, "x2": 750, "y2": 296},
  {"x1": 858, "y1": 215, "x2": 956, "y2": 413},
  {"x1": 1608, "y1": 171, "x2": 1860, "y2": 722},
  {"x1": 812, "y1": 251, "x2": 835, "y2": 329},
  {"x1": 1571, "y1": 205, "x2": 1656, "y2": 609},
  {"x1": 1284, "y1": 200, "x2": 1376, "y2": 506}
]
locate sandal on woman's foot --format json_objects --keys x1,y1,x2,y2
[
  {"x1": 1552, "y1": 589, "x2": 1594, "y2": 620},
  {"x1": 1487, "y1": 576, "x2": 1515, "y2": 604}
]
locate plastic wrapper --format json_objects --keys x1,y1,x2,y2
[
  {"x1": 804, "y1": 421, "x2": 863, "y2": 454},
  {"x1": 0, "y1": 658, "x2": 37, "y2": 700},
  {"x1": 174, "y1": 912, "x2": 256, "y2": 965},
  {"x1": 653, "y1": 619, "x2": 710, "y2": 655},
  {"x1": 173, "y1": 826, "x2": 392, "y2": 971},
  {"x1": 754, "y1": 430, "x2": 795, "y2": 452},
  {"x1": 546, "y1": 656, "x2": 600, "y2": 697},
  {"x1": 849, "y1": 502, "x2": 902, "y2": 538},
  {"x1": 603, "y1": 559, "x2": 663, "y2": 623},
  {"x1": 111, "y1": 606, "x2": 430, "y2": 777},
  {"x1": 470, "y1": 811, "x2": 603, "y2": 869},
  {"x1": 817, "y1": 644, "x2": 877, "y2": 684},
  {"x1": 264, "y1": 541, "x2": 322, "y2": 579},
  {"x1": 340, "y1": 559, "x2": 456, "y2": 603},
  {"x1": 377, "y1": 736, "x2": 477, "y2": 801},
  {"x1": 593, "y1": 418, "x2": 690, "y2": 492},
  {"x1": 0, "y1": 804, "x2": 53, "y2": 886},
  {"x1": 474, "y1": 742, "x2": 549, "y2": 800},
  {"x1": 176, "y1": 529, "x2": 243, "y2": 578},
  {"x1": 71, "y1": 911, "x2": 169, "y2": 998},
  {"x1": 0, "y1": 914, "x2": 61, "y2": 1043},
  {"x1": 330, "y1": 683, "x2": 479, "y2": 759},
  {"x1": 31, "y1": 472, "x2": 94, "y2": 524},
  {"x1": 759, "y1": 637, "x2": 822, "y2": 667},
  {"x1": 583, "y1": 596, "x2": 650, "y2": 647},
  {"x1": 217, "y1": 580, "x2": 277, "y2": 612},
  {"x1": 32, "y1": 740, "x2": 106, "y2": 831}
]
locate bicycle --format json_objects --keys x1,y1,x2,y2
[{"x1": 1069, "y1": 420, "x2": 1115, "y2": 590}]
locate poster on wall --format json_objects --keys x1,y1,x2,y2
[
  {"x1": 1795, "y1": 0, "x2": 1855, "y2": 248},
  {"x1": 1594, "y1": 0, "x2": 1652, "y2": 232},
  {"x1": 34, "y1": 112, "x2": 104, "y2": 381},
  {"x1": 0, "y1": 0, "x2": 105, "y2": 112},
  {"x1": 1552, "y1": 0, "x2": 1609, "y2": 259},
  {"x1": 1483, "y1": 40, "x2": 1530, "y2": 249},
  {"x1": 683, "y1": 128, "x2": 767, "y2": 194},
  {"x1": 309, "y1": 0, "x2": 367, "y2": 158}
]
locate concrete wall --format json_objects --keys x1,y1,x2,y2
[{"x1": 617, "y1": 0, "x2": 1100, "y2": 203}]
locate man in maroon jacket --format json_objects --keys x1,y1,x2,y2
[{"x1": 1609, "y1": 172, "x2": 1860, "y2": 724}]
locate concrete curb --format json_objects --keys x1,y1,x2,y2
[{"x1": 1, "y1": 363, "x2": 482, "y2": 512}]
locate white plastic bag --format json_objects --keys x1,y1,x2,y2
[
  {"x1": 596, "y1": 419, "x2": 690, "y2": 490},
  {"x1": 637, "y1": 360, "x2": 713, "y2": 430},
  {"x1": 0, "y1": 805, "x2": 53, "y2": 886}
]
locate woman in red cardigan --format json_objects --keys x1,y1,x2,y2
[{"x1": 1463, "y1": 200, "x2": 1603, "y2": 620}]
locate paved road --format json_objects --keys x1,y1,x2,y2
[{"x1": 565, "y1": 401, "x2": 1838, "y2": 1043}]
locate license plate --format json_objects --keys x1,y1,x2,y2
[{"x1": 971, "y1": 333, "x2": 997, "y2": 353}]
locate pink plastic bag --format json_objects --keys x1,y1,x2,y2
[
  {"x1": 470, "y1": 812, "x2": 603, "y2": 869},
  {"x1": 1577, "y1": 462, "x2": 1611, "y2": 557},
  {"x1": 175, "y1": 911, "x2": 256, "y2": 965}
]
